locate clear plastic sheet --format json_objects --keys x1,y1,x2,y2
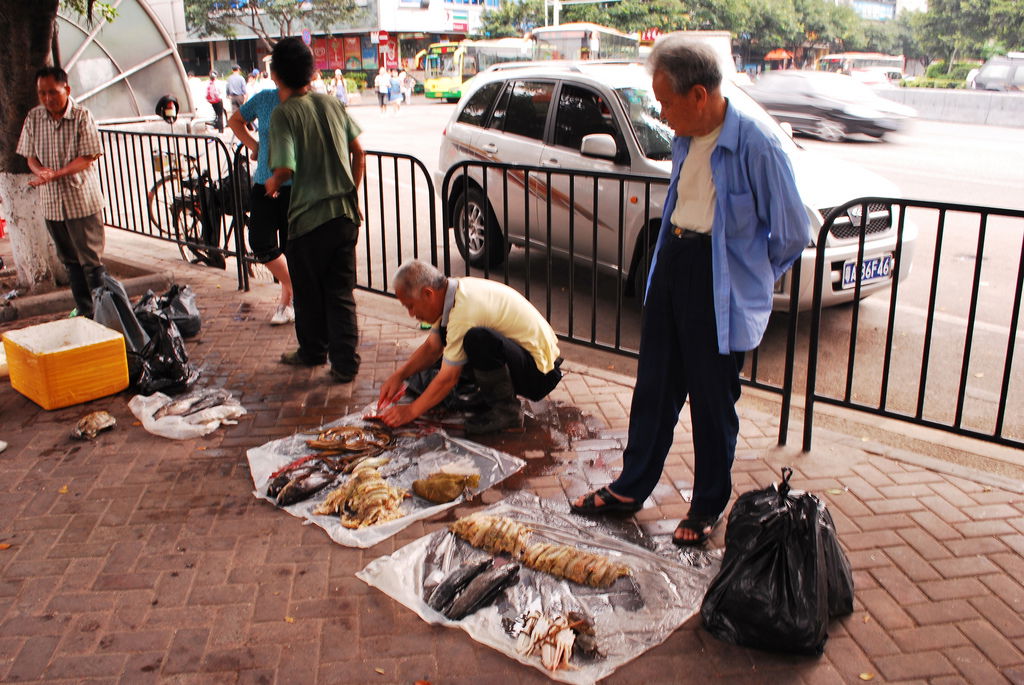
[
  {"x1": 245, "y1": 409, "x2": 526, "y2": 549},
  {"x1": 357, "y1": 492, "x2": 723, "y2": 684}
]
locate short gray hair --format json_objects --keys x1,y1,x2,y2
[
  {"x1": 647, "y1": 35, "x2": 722, "y2": 95},
  {"x1": 393, "y1": 259, "x2": 447, "y2": 294}
]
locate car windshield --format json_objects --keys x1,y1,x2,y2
[{"x1": 613, "y1": 79, "x2": 798, "y2": 160}]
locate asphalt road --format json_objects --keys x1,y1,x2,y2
[{"x1": 341, "y1": 100, "x2": 1024, "y2": 445}]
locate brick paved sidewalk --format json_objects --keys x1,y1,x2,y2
[{"x1": 1, "y1": 230, "x2": 1022, "y2": 684}]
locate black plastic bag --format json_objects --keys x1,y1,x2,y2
[
  {"x1": 136, "y1": 285, "x2": 201, "y2": 338},
  {"x1": 91, "y1": 273, "x2": 149, "y2": 353},
  {"x1": 130, "y1": 307, "x2": 200, "y2": 395},
  {"x1": 700, "y1": 467, "x2": 853, "y2": 655}
]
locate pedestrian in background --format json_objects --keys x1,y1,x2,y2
[
  {"x1": 387, "y1": 69, "x2": 403, "y2": 114},
  {"x1": 332, "y1": 69, "x2": 348, "y2": 106},
  {"x1": 374, "y1": 66, "x2": 389, "y2": 112},
  {"x1": 227, "y1": 86, "x2": 295, "y2": 326},
  {"x1": 570, "y1": 37, "x2": 810, "y2": 546},
  {"x1": 310, "y1": 70, "x2": 327, "y2": 94},
  {"x1": 265, "y1": 37, "x2": 366, "y2": 383},
  {"x1": 226, "y1": 64, "x2": 247, "y2": 112},
  {"x1": 206, "y1": 71, "x2": 225, "y2": 132},
  {"x1": 16, "y1": 66, "x2": 107, "y2": 318},
  {"x1": 400, "y1": 69, "x2": 414, "y2": 105}
]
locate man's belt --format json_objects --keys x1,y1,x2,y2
[{"x1": 671, "y1": 225, "x2": 711, "y2": 246}]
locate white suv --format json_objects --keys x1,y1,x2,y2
[{"x1": 436, "y1": 61, "x2": 916, "y2": 309}]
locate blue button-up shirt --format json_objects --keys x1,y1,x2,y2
[{"x1": 647, "y1": 101, "x2": 811, "y2": 354}]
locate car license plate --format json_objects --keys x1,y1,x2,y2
[{"x1": 842, "y1": 254, "x2": 893, "y2": 289}]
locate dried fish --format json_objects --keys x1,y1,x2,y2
[
  {"x1": 154, "y1": 388, "x2": 232, "y2": 419},
  {"x1": 426, "y1": 558, "x2": 493, "y2": 613},
  {"x1": 71, "y1": 410, "x2": 116, "y2": 440},
  {"x1": 448, "y1": 514, "x2": 531, "y2": 558},
  {"x1": 412, "y1": 471, "x2": 481, "y2": 504},
  {"x1": 521, "y1": 541, "x2": 630, "y2": 588},
  {"x1": 442, "y1": 562, "x2": 520, "y2": 620},
  {"x1": 314, "y1": 462, "x2": 406, "y2": 529}
]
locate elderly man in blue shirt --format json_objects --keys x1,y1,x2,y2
[{"x1": 571, "y1": 36, "x2": 810, "y2": 546}]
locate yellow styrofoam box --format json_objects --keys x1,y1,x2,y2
[{"x1": 2, "y1": 317, "x2": 128, "y2": 410}]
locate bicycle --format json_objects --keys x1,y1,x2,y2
[
  {"x1": 149, "y1": 146, "x2": 274, "y2": 285},
  {"x1": 147, "y1": 150, "x2": 200, "y2": 238}
]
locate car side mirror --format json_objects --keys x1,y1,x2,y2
[{"x1": 580, "y1": 133, "x2": 617, "y2": 160}]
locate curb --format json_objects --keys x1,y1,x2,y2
[{"x1": 0, "y1": 254, "x2": 174, "y2": 323}]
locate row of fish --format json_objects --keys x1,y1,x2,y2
[
  {"x1": 449, "y1": 513, "x2": 630, "y2": 588},
  {"x1": 426, "y1": 558, "x2": 521, "y2": 620}
]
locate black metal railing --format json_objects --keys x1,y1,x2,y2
[
  {"x1": 98, "y1": 128, "x2": 253, "y2": 289},
  {"x1": 804, "y1": 198, "x2": 1024, "y2": 451},
  {"x1": 94, "y1": 134, "x2": 1022, "y2": 452},
  {"x1": 356, "y1": 151, "x2": 439, "y2": 294}
]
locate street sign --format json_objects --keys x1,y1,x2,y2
[
  {"x1": 302, "y1": 29, "x2": 311, "y2": 45},
  {"x1": 378, "y1": 30, "x2": 389, "y2": 43}
]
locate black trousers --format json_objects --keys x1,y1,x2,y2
[
  {"x1": 285, "y1": 216, "x2": 360, "y2": 374},
  {"x1": 611, "y1": 235, "x2": 744, "y2": 517},
  {"x1": 210, "y1": 101, "x2": 225, "y2": 132},
  {"x1": 462, "y1": 327, "x2": 561, "y2": 401}
]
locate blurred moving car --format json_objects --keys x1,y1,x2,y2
[
  {"x1": 971, "y1": 53, "x2": 1024, "y2": 91},
  {"x1": 848, "y1": 66, "x2": 905, "y2": 88},
  {"x1": 743, "y1": 70, "x2": 916, "y2": 142},
  {"x1": 436, "y1": 61, "x2": 917, "y2": 310}
]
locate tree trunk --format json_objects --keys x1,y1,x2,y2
[{"x1": 0, "y1": 1, "x2": 61, "y2": 290}]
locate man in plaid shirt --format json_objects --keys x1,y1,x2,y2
[{"x1": 16, "y1": 66, "x2": 106, "y2": 318}]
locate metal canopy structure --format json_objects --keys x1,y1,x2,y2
[{"x1": 57, "y1": 0, "x2": 192, "y2": 123}]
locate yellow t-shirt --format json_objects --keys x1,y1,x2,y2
[{"x1": 437, "y1": 278, "x2": 560, "y2": 373}]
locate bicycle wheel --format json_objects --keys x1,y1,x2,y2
[
  {"x1": 173, "y1": 202, "x2": 215, "y2": 265},
  {"x1": 147, "y1": 175, "x2": 182, "y2": 237}
]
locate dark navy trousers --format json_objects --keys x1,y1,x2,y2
[{"x1": 611, "y1": 234, "x2": 744, "y2": 517}]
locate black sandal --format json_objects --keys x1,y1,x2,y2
[
  {"x1": 570, "y1": 486, "x2": 642, "y2": 516},
  {"x1": 672, "y1": 511, "x2": 723, "y2": 547}
]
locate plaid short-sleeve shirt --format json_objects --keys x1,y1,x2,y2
[{"x1": 16, "y1": 99, "x2": 105, "y2": 221}]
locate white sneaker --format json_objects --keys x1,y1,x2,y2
[{"x1": 270, "y1": 304, "x2": 294, "y2": 325}]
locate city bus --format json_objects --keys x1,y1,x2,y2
[
  {"x1": 421, "y1": 38, "x2": 533, "y2": 102},
  {"x1": 530, "y1": 22, "x2": 639, "y2": 61},
  {"x1": 818, "y1": 52, "x2": 904, "y2": 75}
]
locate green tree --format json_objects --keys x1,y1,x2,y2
[
  {"x1": 914, "y1": 0, "x2": 992, "y2": 69},
  {"x1": 184, "y1": 0, "x2": 361, "y2": 52},
  {"x1": 475, "y1": 0, "x2": 544, "y2": 38},
  {"x1": 989, "y1": 0, "x2": 1024, "y2": 50}
]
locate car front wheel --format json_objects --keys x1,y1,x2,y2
[
  {"x1": 451, "y1": 188, "x2": 507, "y2": 268},
  {"x1": 816, "y1": 119, "x2": 847, "y2": 142}
]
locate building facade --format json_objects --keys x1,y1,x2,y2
[{"x1": 163, "y1": 0, "x2": 501, "y2": 81}]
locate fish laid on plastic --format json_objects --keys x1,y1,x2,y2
[
  {"x1": 266, "y1": 456, "x2": 341, "y2": 507},
  {"x1": 154, "y1": 388, "x2": 232, "y2": 419},
  {"x1": 521, "y1": 541, "x2": 630, "y2": 588},
  {"x1": 412, "y1": 471, "x2": 481, "y2": 504},
  {"x1": 443, "y1": 562, "x2": 520, "y2": 620},
  {"x1": 448, "y1": 513, "x2": 532, "y2": 558},
  {"x1": 71, "y1": 410, "x2": 116, "y2": 440},
  {"x1": 426, "y1": 558, "x2": 493, "y2": 613},
  {"x1": 314, "y1": 461, "x2": 406, "y2": 528}
]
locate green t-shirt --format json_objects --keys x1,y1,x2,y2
[{"x1": 269, "y1": 92, "x2": 362, "y2": 239}]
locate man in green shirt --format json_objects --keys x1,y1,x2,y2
[{"x1": 265, "y1": 37, "x2": 366, "y2": 383}]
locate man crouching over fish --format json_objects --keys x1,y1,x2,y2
[{"x1": 378, "y1": 260, "x2": 562, "y2": 434}]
